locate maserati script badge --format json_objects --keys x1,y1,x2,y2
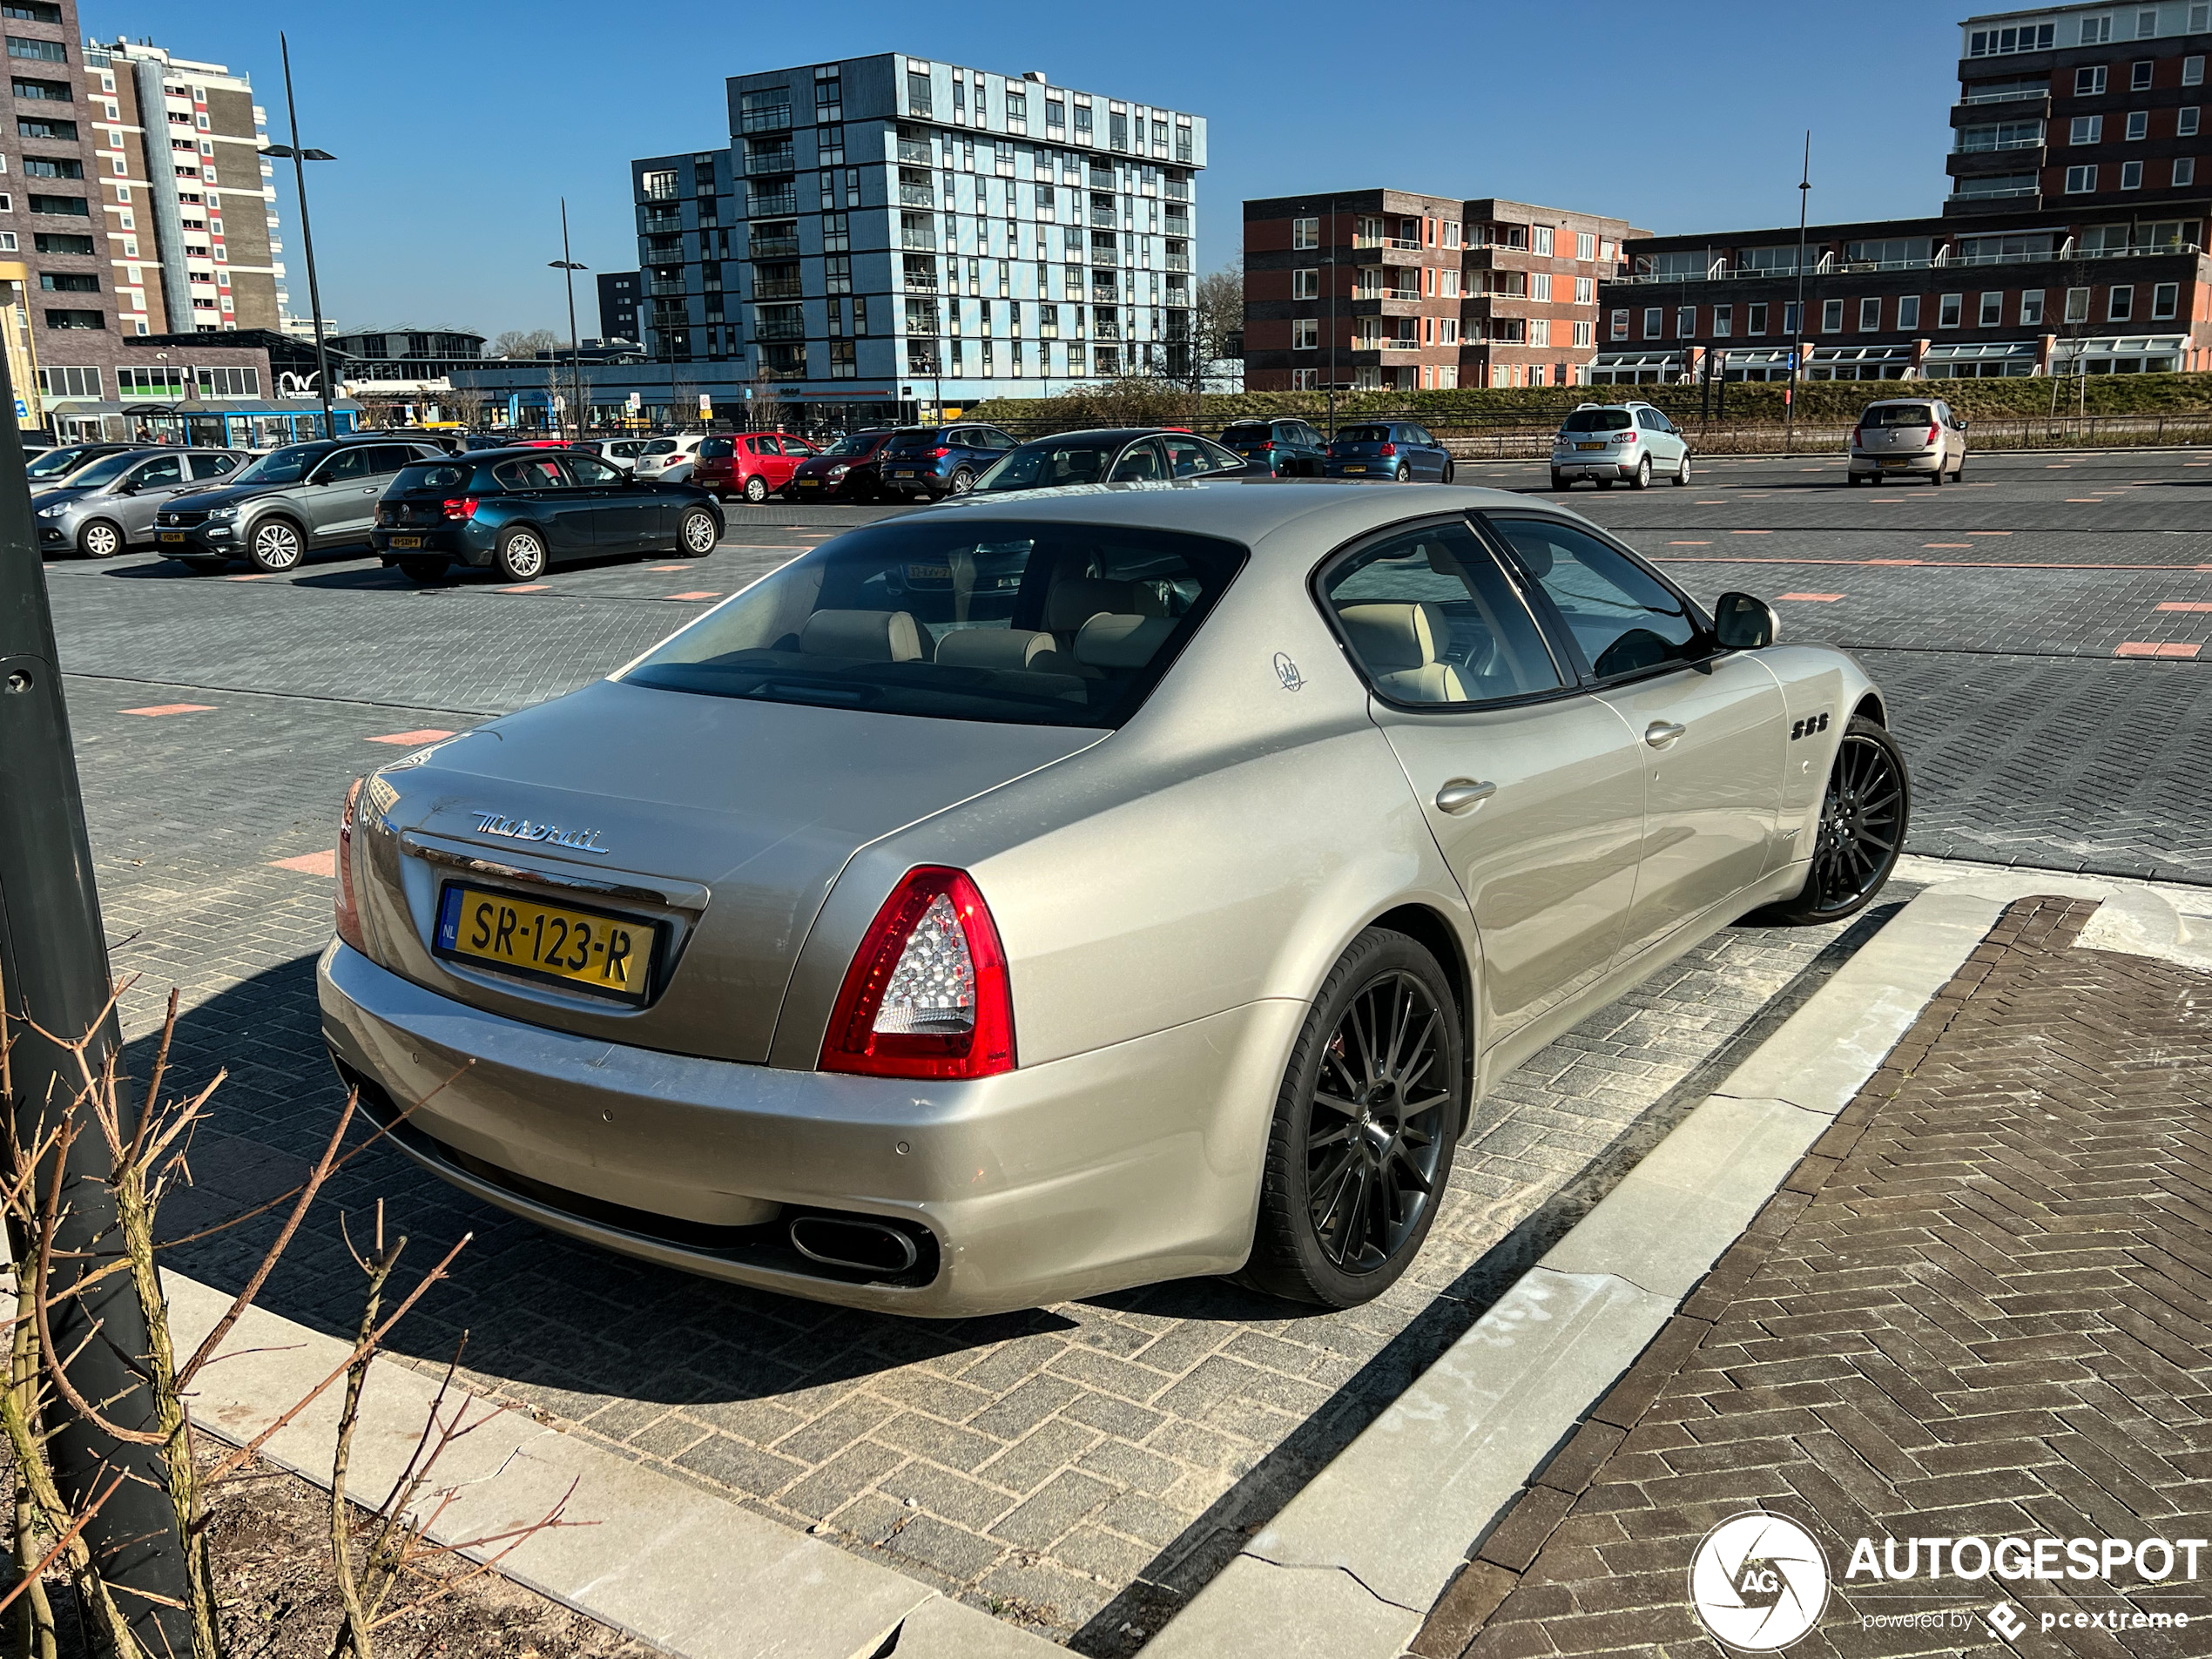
[{"x1": 471, "y1": 813, "x2": 611, "y2": 855}]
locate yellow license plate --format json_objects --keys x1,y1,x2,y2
[
  {"x1": 389, "y1": 535, "x2": 423, "y2": 548},
  {"x1": 1341, "y1": 464, "x2": 1366, "y2": 473},
  {"x1": 160, "y1": 531, "x2": 186, "y2": 542},
  {"x1": 434, "y1": 883, "x2": 658, "y2": 1003},
  {"x1": 1575, "y1": 442, "x2": 1606, "y2": 451}
]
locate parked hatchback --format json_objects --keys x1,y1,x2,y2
[
  {"x1": 974, "y1": 428, "x2": 1260, "y2": 491},
  {"x1": 26, "y1": 442, "x2": 157, "y2": 493},
  {"x1": 1848, "y1": 398, "x2": 1967, "y2": 485},
  {"x1": 1324, "y1": 421, "x2": 1454, "y2": 483},
  {"x1": 1217, "y1": 418, "x2": 1330, "y2": 476},
  {"x1": 1550, "y1": 403, "x2": 1692, "y2": 490},
  {"x1": 878, "y1": 425, "x2": 1022, "y2": 499},
  {"x1": 633, "y1": 435, "x2": 709, "y2": 484},
  {"x1": 36, "y1": 448, "x2": 245, "y2": 557},
  {"x1": 371, "y1": 448, "x2": 725, "y2": 583},
  {"x1": 692, "y1": 432, "x2": 822, "y2": 502},
  {"x1": 790, "y1": 428, "x2": 897, "y2": 501},
  {"x1": 155, "y1": 437, "x2": 449, "y2": 573}
]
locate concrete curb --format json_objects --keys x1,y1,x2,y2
[
  {"x1": 1137, "y1": 865, "x2": 2202, "y2": 1659},
  {"x1": 165, "y1": 1273, "x2": 1062, "y2": 1659}
]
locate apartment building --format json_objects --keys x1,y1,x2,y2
[
  {"x1": 630, "y1": 53, "x2": 1205, "y2": 424},
  {"x1": 597, "y1": 268, "x2": 640, "y2": 344},
  {"x1": 1243, "y1": 190, "x2": 1641, "y2": 391}
]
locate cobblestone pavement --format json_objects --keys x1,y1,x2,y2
[{"x1": 1412, "y1": 894, "x2": 2212, "y2": 1659}]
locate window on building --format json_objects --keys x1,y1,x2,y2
[
  {"x1": 5, "y1": 35, "x2": 64, "y2": 61},
  {"x1": 1291, "y1": 216, "x2": 1318, "y2": 250},
  {"x1": 1712, "y1": 304, "x2": 1733, "y2": 337},
  {"x1": 1821, "y1": 298, "x2": 1844, "y2": 331},
  {"x1": 1530, "y1": 318, "x2": 1550, "y2": 347},
  {"x1": 1939, "y1": 293, "x2": 1963, "y2": 327},
  {"x1": 2177, "y1": 157, "x2": 2199, "y2": 185},
  {"x1": 37, "y1": 364, "x2": 96, "y2": 396},
  {"x1": 2133, "y1": 58, "x2": 2154, "y2": 88},
  {"x1": 1783, "y1": 300, "x2": 1801, "y2": 334},
  {"x1": 2072, "y1": 114, "x2": 2105, "y2": 145},
  {"x1": 1898, "y1": 295, "x2": 1921, "y2": 329},
  {"x1": 2138, "y1": 7, "x2": 2158, "y2": 35},
  {"x1": 43, "y1": 307, "x2": 100, "y2": 329},
  {"x1": 1575, "y1": 276, "x2": 1594, "y2": 304},
  {"x1": 1291, "y1": 318, "x2": 1318, "y2": 349},
  {"x1": 1292, "y1": 267, "x2": 1318, "y2": 300},
  {"x1": 2066, "y1": 165, "x2": 2099, "y2": 192},
  {"x1": 1533, "y1": 226, "x2": 1554, "y2": 255},
  {"x1": 2081, "y1": 15, "x2": 2112, "y2": 44},
  {"x1": 1859, "y1": 297, "x2": 1881, "y2": 331},
  {"x1": 2077, "y1": 64, "x2": 2108, "y2": 95},
  {"x1": 1609, "y1": 308, "x2": 1628, "y2": 340},
  {"x1": 1747, "y1": 301, "x2": 1769, "y2": 334},
  {"x1": 1977, "y1": 291, "x2": 2002, "y2": 326},
  {"x1": 2121, "y1": 159, "x2": 2144, "y2": 187},
  {"x1": 1574, "y1": 319, "x2": 1594, "y2": 347},
  {"x1": 2188, "y1": 54, "x2": 2206, "y2": 84},
  {"x1": 2108, "y1": 283, "x2": 2135, "y2": 320},
  {"x1": 2126, "y1": 110, "x2": 2149, "y2": 138},
  {"x1": 2019, "y1": 289, "x2": 2044, "y2": 325},
  {"x1": 1532, "y1": 273, "x2": 1552, "y2": 301},
  {"x1": 1676, "y1": 305, "x2": 1695, "y2": 336},
  {"x1": 195, "y1": 366, "x2": 258, "y2": 397},
  {"x1": 1642, "y1": 307, "x2": 1662, "y2": 339},
  {"x1": 2183, "y1": 107, "x2": 2203, "y2": 136},
  {"x1": 2066, "y1": 286, "x2": 2092, "y2": 321},
  {"x1": 1575, "y1": 230, "x2": 1596, "y2": 260},
  {"x1": 1967, "y1": 21, "x2": 2054, "y2": 52}
]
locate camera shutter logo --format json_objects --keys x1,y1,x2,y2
[{"x1": 1689, "y1": 1512, "x2": 1830, "y2": 1650}]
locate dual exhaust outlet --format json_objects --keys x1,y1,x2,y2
[{"x1": 787, "y1": 1212, "x2": 922, "y2": 1277}]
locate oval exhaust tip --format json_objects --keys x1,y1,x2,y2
[{"x1": 789, "y1": 1215, "x2": 921, "y2": 1277}]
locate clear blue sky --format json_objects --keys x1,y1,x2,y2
[{"x1": 91, "y1": 0, "x2": 1964, "y2": 339}]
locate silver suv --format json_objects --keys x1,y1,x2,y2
[
  {"x1": 34, "y1": 448, "x2": 245, "y2": 557},
  {"x1": 153, "y1": 437, "x2": 448, "y2": 573},
  {"x1": 1848, "y1": 397, "x2": 1967, "y2": 486},
  {"x1": 1550, "y1": 401, "x2": 1692, "y2": 490}
]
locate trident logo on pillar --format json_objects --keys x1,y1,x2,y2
[{"x1": 1689, "y1": 1512, "x2": 1831, "y2": 1650}]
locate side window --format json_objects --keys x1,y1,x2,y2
[
  {"x1": 189, "y1": 452, "x2": 239, "y2": 479},
  {"x1": 985, "y1": 428, "x2": 1016, "y2": 450},
  {"x1": 493, "y1": 458, "x2": 568, "y2": 490},
  {"x1": 367, "y1": 445, "x2": 415, "y2": 475},
  {"x1": 1108, "y1": 439, "x2": 1165, "y2": 482},
  {"x1": 313, "y1": 448, "x2": 371, "y2": 483},
  {"x1": 132, "y1": 455, "x2": 185, "y2": 488},
  {"x1": 1489, "y1": 518, "x2": 1703, "y2": 679},
  {"x1": 1163, "y1": 435, "x2": 1234, "y2": 477},
  {"x1": 563, "y1": 455, "x2": 624, "y2": 485},
  {"x1": 1320, "y1": 519, "x2": 1563, "y2": 706},
  {"x1": 1635, "y1": 409, "x2": 1659, "y2": 430}
]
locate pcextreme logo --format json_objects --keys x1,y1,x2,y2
[{"x1": 1689, "y1": 1513, "x2": 1830, "y2": 1651}]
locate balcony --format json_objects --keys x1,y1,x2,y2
[
  {"x1": 901, "y1": 229, "x2": 939, "y2": 251},
  {"x1": 1952, "y1": 91, "x2": 2049, "y2": 118},
  {"x1": 898, "y1": 138, "x2": 932, "y2": 164},
  {"x1": 747, "y1": 234, "x2": 799, "y2": 260},
  {"x1": 1165, "y1": 252, "x2": 1190, "y2": 273},
  {"x1": 1949, "y1": 145, "x2": 2043, "y2": 175},
  {"x1": 642, "y1": 174, "x2": 679, "y2": 203},
  {"x1": 749, "y1": 189, "x2": 799, "y2": 217},
  {"x1": 900, "y1": 185, "x2": 934, "y2": 207},
  {"x1": 647, "y1": 279, "x2": 688, "y2": 299},
  {"x1": 642, "y1": 207, "x2": 683, "y2": 234},
  {"x1": 753, "y1": 318, "x2": 806, "y2": 341},
  {"x1": 739, "y1": 104, "x2": 792, "y2": 134},
  {"x1": 753, "y1": 277, "x2": 803, "y2": 300},
  {"x1": 745, "y1": 145, "x2": 796, "y2": 175}
]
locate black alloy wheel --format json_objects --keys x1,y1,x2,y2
[
  {"x1": 1753, "y1": 717, "x2": 1911, "y2": 926},
  {"x1": 1238, "y1": 927, "x2": 1462, "y2": 1307}
]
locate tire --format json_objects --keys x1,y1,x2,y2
[
  {"x1": 246, "y1": 517, "x2": 306, "y2": 574},
  {"x1": 1551, "y1": 471, "x2": 1572, "y2": 491},
  {"x1": 1441, "y1": 459, "x2": 1456, "y2": 484},
  {"x1": 1747, "y1": 717, "x2": 1911, "y2": 927},
  {"x1": 1952, "y1": 457, "x2": 1966, "y2": 482},
  {"x1": 1235, "y1": 927, "x2": 1463, "y2": 1309},
  {"x1": 494, "y1": 526, "x2": 548, "y2": 583},
  {"x1": 743, "y1": 475, "x2": 768, "y2": 503},
  {"x1": 948, "y1": 466, "x2": 977, "y2": 496},
  {"x1": 1630, "y1": 455, "x2": 1652, "y2": 489},
  {"x1": 395, "y1": 556, "x2": 447, "y2": 583},
  {"x1": 677, "y1": 506, "x2": 718, "y2": 556},
  {"x1": 1929, "y1": 464, "x2": 1946, "y2": 487},
  {"x1": 1672, "y1": 452, "x2": 1692, "y2": 486},
  {"x1": 1394, "y1": 462, "x2": 1413, "y2": 482},
  {"x1": 76, "y1": 518, "x2": 125, "y2": 559}
]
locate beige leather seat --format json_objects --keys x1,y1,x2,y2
[
  {"x1": 1336, "y1": 603, "x2": 1468, "y2": 704},
  {"x1": 934, "y1": 627, "x2": 1059, "y2": 671},
  {"x1": 1073, "y1": 613, "x2": 1176, "y2": 671},
  {"x1": 799, "y1": 608, "x2": 926, "y2": 662}
]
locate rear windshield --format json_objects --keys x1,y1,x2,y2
[
  {"x1": 394, "y1": 462, "x2": 475, "y2": 493},
  {"x1": 1561, "y1": 409, "x2": 1635, "y2": 433},
  {"x1": 975, "y1": 439, "x2": 1123, "y2": 490},
  {"x1": 821, "y1": 432, "x2": 888, "y2": 457},
  {"x1": 1338, "y1": 425, "x2": 1393, "y2": 444},
  {"x1": 621, "y1": 519, "x2": 1246, "y2": 730},
  {"x1": 882, "y1": 430, "x2": 942, "y2": 455},
  {"x1": 642, "y1": 439, "x2": 678, "y2": 455},
  {"x1": 1218, "y1": 423, "x2": 1273, "y2": 446},
  {"x1": 26, "y1": 446, "x2": 93, "y2": 477},
  {"x1": 1862, "y1": 404, "x2": 1933, "y2": 427},
  {"x1": 698, "y1": 437, "x2": 734, "y2": 458}
]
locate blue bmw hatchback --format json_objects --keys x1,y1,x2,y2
[{"x1": 1323, "y1": 421, "x2": 1455, "y2": 483}]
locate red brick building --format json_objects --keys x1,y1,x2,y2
[{"x1": 1243, "y1": 190, "x2": 1642, "y2": 391}]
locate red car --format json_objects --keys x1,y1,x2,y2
[{"x1": 691, "y1": 431, "x2": 820, "y2": 502}]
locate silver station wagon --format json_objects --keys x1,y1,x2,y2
[{"x1": 320, "y1": 483, "x2": 1908, "y2": 1316}]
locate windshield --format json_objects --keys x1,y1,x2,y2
[
  {"x1": 1862, "y1": 404, "x2": 1934, "y2": 428},
  {"x1": 883, "y1": 430, "x2": 941, "y2": 455},
  {"x1": 394, "y1": 461, "x2": 477, "y2": 493},
  {"x1": 976, "y1": 439, "x2": 1121, "y2": 491},
  {"x1": 26, "y1": 447, "x2": 93, "y2": 478},
  {"x1": 643, "y1": 439, "x2": 677, "y2": 455},
  {"x1": 68, "y1": 452, "x2": 145, "y2": 488},
  {"x1": 821, "y1": 432, "x2": 887, "y2": 457},
  {"x1": 621, "y1": 518, "x2": 1246, "y2": 730},
  {"x1": 1337, "y1": 426, "x2": 1394, "y2": 445},
  {"x1": 1562, "y1": 409, "x2": 1635, "y2": 433},
  {"x1": 227, "y1": 444, "x2": 322, "y2": 486}
]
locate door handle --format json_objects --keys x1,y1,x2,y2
[
  {"x1": 1644, "y1": 720, "x2": 1686, "y2": 749},
  {"x1": 1434, "y1": 779, "x2": 1497, "y2": 814}
]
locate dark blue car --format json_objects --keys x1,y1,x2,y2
[
  {"x1": 876, "y1": 423, "x2": 1022, "y2": 499},
  {"x1": 1323, "y1": 421, "x2": 1455, "y2": 483},
  {"x1": 370, "y1": 448, "x2": 725, "y2": 583}
]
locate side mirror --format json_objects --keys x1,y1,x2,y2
[
  {"x1": 1713, "y1": 591, "x2": 1778, "y2": 651},
  {"x1": 1958, "y1": 416, "x2": 1971, "y2": 431}
]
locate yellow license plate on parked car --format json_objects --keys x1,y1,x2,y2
[
  {"x1": 1575, "y1": 442, "x2": 1605, "y2": 451},
  {"x1": 1341, "y1": 464, "x2": 1366, "y2": 473},
  {"x1": 389, "y1": 536, "x2": 423, "y2": 548},
  {"x1": 434, "y1": 884, "x2": 659, "y2": 1003},
  {"x1": 160, "y1": 531, "x2": 186, "y2": 542}
]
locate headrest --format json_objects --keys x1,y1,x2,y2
[
  {"x1": 799, "y1": 608, "x2": 922, "y2": 662},
  {"x1": 1073, "y1": 613, "x2": 1175, "y2": 670},
  {"x1": 934, "y1": 628, "x2": 1055, "y2": 669},
  {"x1": 1509, "y1": 537, "x2": 1554, "y2": 577},
  {"x1": 1045, "y1": 577, "x2": 1137, "y2": 633},
  {"x1": 1337, "y1": 603, "x2": 1446, "y2": 672}
]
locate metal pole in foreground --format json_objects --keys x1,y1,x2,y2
[
  {"x1": 1786, "y1": 132, "x2": 1809, "y2": 453},
  {"x1": 550, "y1": 201, "x2": 588, "y2": 440},
  {"x1": 274, "y1": 33, "x2": 336, "y2": 439},
  {"x1": 0, "y1": 342, "x2": 195, "y2": 1649}
]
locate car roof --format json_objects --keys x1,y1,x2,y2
[
  {"x1": 929, "y1": 478, "x2": 1595, "y2": 552},
  {"x1": 1008, "y1": 427, "x2": 1174, "y2": 446}
]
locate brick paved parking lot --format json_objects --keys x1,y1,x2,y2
[
  {"x1": 35, "y1": 447, "x2": 2211, "y2": 1649},
  {"x1": 1413, "y1": 894, "x2": 2212, "y2": 1658}
]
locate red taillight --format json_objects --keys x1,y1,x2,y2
[
  {"x1": 1851, "y1": 425, "x2": 1864, "y2": 448},
  {"x1": 820, "y1": 867, "x2": 1015, "y2": 1080},
  {"x1": 1379, "y1": 442, "x2": 1396, "y2": 457},
  {"x1": 1260, "y1": 441, "x2": 1276, "y2": 450},
  {"x1": 931, "y1": 446, "x2": 952, "y2": 459},
  {"x1": 1927, "y1": 423, "x2": 1941, "y2": 447},
  {"x1": 442, "y1": 497, "x2": 479, "y2": 520},
  {"x1": 336, "y1": 778, "x2": 365, "y2": 952}
]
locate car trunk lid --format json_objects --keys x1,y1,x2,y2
[{"x1": 367, "y1": 679, "x2": 1102, "y2": 1065}]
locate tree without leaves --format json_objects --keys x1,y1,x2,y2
[{"x1": 488, "y1": 329, "x2": 560, "y2": 361}]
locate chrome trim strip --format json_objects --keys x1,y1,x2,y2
[{"x1": 398, "y1": 832, "x2": 710, "y2": 911}]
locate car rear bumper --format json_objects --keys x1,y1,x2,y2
[
  {"x1": 1850, "y1": 448, "x2": 1942, "y2": 472},
  {"x1": 372, "y1": 526, "x2": 483, "y2": 560},
  {"x1": 318, "y1": 940, "x2": 1298, "y2": 1316},
  {"x1": 1550, "y1": 455, "x2": 1642, "y2": 477}
]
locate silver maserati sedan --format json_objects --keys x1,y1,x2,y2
[{"x1": 319, "y1": 482, "x2": 1907, "y2": 1316}]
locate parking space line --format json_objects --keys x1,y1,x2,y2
[
  {"x1": 499, "y1": 583, "x2": 550, "y2": 594},
  {"x1": 1666, "y1": 540, "x2": 1712, "y2": 545},
  {"x1": 1777, "y1": 592, "x2": 1844, "y2": 602},
  {"x1": 1729, "y1": 529, "x2": 1772, "y2": 535},
  {"x1": 2115, "y1": 641, "x2": 2202, "y2": 658},
  {"x1": 268, "y1": 850, "x2": 336, "y2": 877},
  {"x1": 2157, "y1": 601, "x2": 2212, "y2": 611},
  {"x1": 644, "y1": 564, "x2": 689, "y2": 572},
  {"x1": 121, "y1": 703, "x2": 216, "y2": 716},
  {"x1": 227, "y1": 573, "x2": 278, "y2": 582},
  {"x1": 368, "y1": 728, "x2": 456, "y2": 745},
  {"x1": 1924, "y1": 543, "x2": 1971, "y2": 549},
  {"x1": 666, "y1": 591, "x2": 721, "y2": 601}
]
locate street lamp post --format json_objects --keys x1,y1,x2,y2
[
  {"x1": 550, "y1": 200, "x2": 589, "y2": 439},
  {"x1": 1786, "y1": 132, "x2": 1810, "y2": 454},
  {"x1": 266, "y1": 33, "x2": 336, "y2": 439}
]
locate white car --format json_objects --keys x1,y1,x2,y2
[
  {"x1": 633, "y1": 434, "x2": 709, "y2": 485},
  {"x1": 1551, "y1": 402, "x2": 1692, "y2": 491}
]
